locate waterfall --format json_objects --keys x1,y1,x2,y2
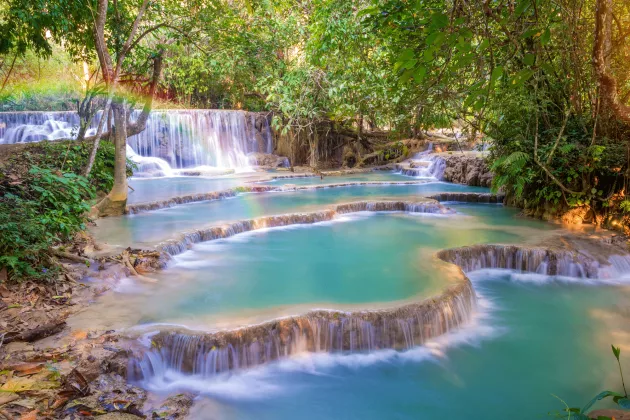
[
  {"x1": 128, "y1": 281, "x2": 476, "y2": 382},
  {"x1": 397, "y1": 156, "x2": 446, "y2": 179},
  {"x1": 0, "y1": 110, "x2": 273, "y2": 173},
  {"x1": 435, "y1": 244, "x2": 630, "y2": 279}
]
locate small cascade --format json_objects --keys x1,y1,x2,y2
[
  {"x1": 437, "y1": 244, "x2": 606, "y2": 278},
  {"x1": 0, "y1": 110, "x2": 273, "y2": 173},
  {"x1": 0, "y1": 112, "x2": 90, "y2": 143},
  {"x1": 414, "y1": 142, "x2": 434, "y2": 157},
  {"x1": 128, "y1": 281, "x2": 476, "y2": 381},
  {"x1": 157, "y1": 200, "x2": 452, "y2": 256},
  {"x1": 396, "y1": 156, "x2": 446, "y2": 179},
  {"x1": 597, "y1": 254, "x2": 630, "y2": 279},
  {"x1": 126, "y1": 145, "x2": 174, "y2": 177},
  {"x1": 429, "y1": 192, "x2": 505, "y2": 203}
]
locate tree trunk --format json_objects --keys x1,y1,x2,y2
[
  {"x1": 93, "y1": 102, "x2": 128, "y2": 216},
  {"x1": 594, "y1": 0, "x2": 630, "y2": 124}
]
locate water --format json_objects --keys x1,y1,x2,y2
[
  {"x1": 257, "y1": 172, "x2": 411, "y2": 186},
  {"x1": 0, "y1": 110, "x2": 273, "y2": 171},
  {"x1": 127, "y1": 175, "x2": 262, "y2": 204},
  {"x1": 77, "y1": 202, "x2": 630, "y2": 420},
  {"x1": 181, "y1": 276, "x2": 629, "y2": 420},
  {"x1": 91, "y1": 183, "x2": 490, "y2": 247},
  {"x1": 126, "y1": 172, "x2": 411, "y2": 204},
  {"x1": 80, "y1": 208, "x2": 532, "y2": 330}
]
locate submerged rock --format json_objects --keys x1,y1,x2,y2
[{"x1": 149, "y1": 393, "x2": 195, "y2": 419}]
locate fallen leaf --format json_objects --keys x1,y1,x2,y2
[
  {"x1": 49, "y1": 395, "x2": 69, "y2": 410},
  {"x1": 13, "y1": 397, "x2": 38, "y2": 409},
  {"x1": 19, "y1": 409, "x2": 38, "y2": 420},
  {"x1": 5, "y1": 363, "x2": 44, "y2": 377},
  {"x1": 71, "y1": 330, "x2": 87, "y2": 340},
  {"x1": 0, "y1": 392, "x2": 19, "y2": 406},
  {"x1": 0, "y1": 375, "x2": 59, "y2": 393}
]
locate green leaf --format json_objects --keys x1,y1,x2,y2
[
  {"x1": 397, "y1": 48, "x2": 415, "y2": 62},
  {"x1": 581, "y1": 391, "x2": 618, "y2": 413},
  {"x1": 491, "y1": 66, "x2": 504, "y2": 84},
  {"x1": 523, "y1": 53, "x2": 536, "y2": 66},
  {"x1": 413, "y1": 66, "x2": 427, "y2": 82},
  {"x1": 399, "y1": 69, "x2": 414, "y2": 83},
  {"x1": 426, "y1": 32, "x2": 445, "y2": 47},
  {"x1": 540, "y1": 27, "x2": 551, "y2": 45},
  {"x1": 515, "y1": 0, "x2": 531, "y2": 16},
  {"x1": 511, "y1": 69, "x2": 535, "y2": 86},
  {"x1": 612, "y1": 345, "x2": 621, "y2": 361},
  {"x1": 430, "y1": 13, "x2": 448, "y2": 29},
  {"x1": 522, "y1": 28, "x2": 541, "y2": 39},
  {"x1": 616, "y1": 397, "x2": 630, "y2": 408}
]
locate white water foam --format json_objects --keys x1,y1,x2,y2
[
  {"x1": 469, "y1": 260, "x2": 630, "y2": 285},
  {"x1": 136, "y1": 293, "x2": 501, "y2": 399}
]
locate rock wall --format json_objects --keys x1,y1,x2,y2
[{"x1": 440, "y1": 154, "x2": 493, "y2": 187}]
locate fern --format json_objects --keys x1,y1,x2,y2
[{"x1": 501, "y1": 151, "x2": 530, "y2": 169}]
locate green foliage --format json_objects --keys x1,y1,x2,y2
[
  {"x1": 380, "y1": 141, "x2": 408, "y2": 161},
  {"x1": 0, "y1": 140, "x2": 124, "y2": 282},
  {"x1": 550, "y1": 345, "x2": 629, "y2": 419},
  {"x1": 0, "y1": 167, "x2": 94, "y2": 282},
  {"x1": 15, "y1": 141, "x2": 133, "y2": 193}
]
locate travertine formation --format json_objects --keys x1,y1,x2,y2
[
  {"x1": 129, "y1": 280, "x2": 475, "y2": 379},
  {"x1": 157, "y1": 200, "x2": 453, "y2": 255}
]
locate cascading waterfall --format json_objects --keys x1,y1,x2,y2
[
  {"x1": 396, "y1": 155, "x2": 446, "y2": 179},
  {"x1": 128, "y1": 281, "x2": 476, "y2": 382},
  {"x1": 437, "y1": 244, "x2": 630, "y2": 279},
  {"x1": 0, "y1": 110, "x2": 273, "y2": 174}
]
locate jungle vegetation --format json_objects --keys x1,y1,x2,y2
[{"x1": 0, "y1": 0, "x2": 629, "y2": 279}]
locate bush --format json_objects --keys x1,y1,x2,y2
[
  {"x1": 0, "y1": 140, "x2": 127, "y2": 282},
  {"x1": 0, "y1": 168, "x2": 94, "y2": 281},
  {"x1": 14, "y1": 140, "x2": 133, "y2": 193}
]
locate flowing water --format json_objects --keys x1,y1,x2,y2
[
  {"x1": 14, "y1": 109, "x2": 624, "y2": 418},
  {"x1": 79, "y1": 205, "x2": 547, "y2": 330},
  {"x1": 181, "y1": 277, "x2": 629, "y2": 420},
  {"x1": 0, "y1": 110, "x2": 273, "y2": 172},
  {"x1": 91, "y1": 182, "x2": 489, "y2": 247},
  {"x1": 76, "y1": 199, "x2": 630, "y2": 420}
]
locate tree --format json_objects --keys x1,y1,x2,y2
[
  {"x1": 594, "y1": 0, "x2": 630, "y2": 124},
  {"x1": 1, "y1": 0, "x2": 201, "y2": 215}
]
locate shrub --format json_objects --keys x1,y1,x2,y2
[
  {"x1": 0, "y1": 140, "x2": 127, "y2": 282},
  {"x1": 13, "y1": 140, "x2": 133, "y2": 193},
  {"x1": 0, "y1": 168, "x2": 94, "y2": 281}
]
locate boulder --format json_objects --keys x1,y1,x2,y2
[
  {"x1": 441, "y1": 154, "x2": 493, "y2": 187},
  {"x1": 247, "y1": 152, "x2": 290, "y2": 168}
]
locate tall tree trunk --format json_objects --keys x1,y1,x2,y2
[
  {"x1": 93, "y1": 101, "x2": 129, "y2": 216},
  {"x1": 594, "y1": 0, "x2": 630, "y2": 124}
]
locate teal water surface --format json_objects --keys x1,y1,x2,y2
[
  {"x1": 127, "y1": 175, "x2": 256, "y2": 204},
  {"x1": 185, "y1": 275, "x2": 629, "y2": 420},
  {"x1": 77, "y1": 204, "x2": 555, "y2": 331},
  {"x1": 84, "y1": 178, "x2": 630, "y2": 420},
  {"x1": 257, "y1": 172, "x2": 410, "y2": 186},
  {"x1": 92, "y1": 182, "x2": 488, "y2": 247}
]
